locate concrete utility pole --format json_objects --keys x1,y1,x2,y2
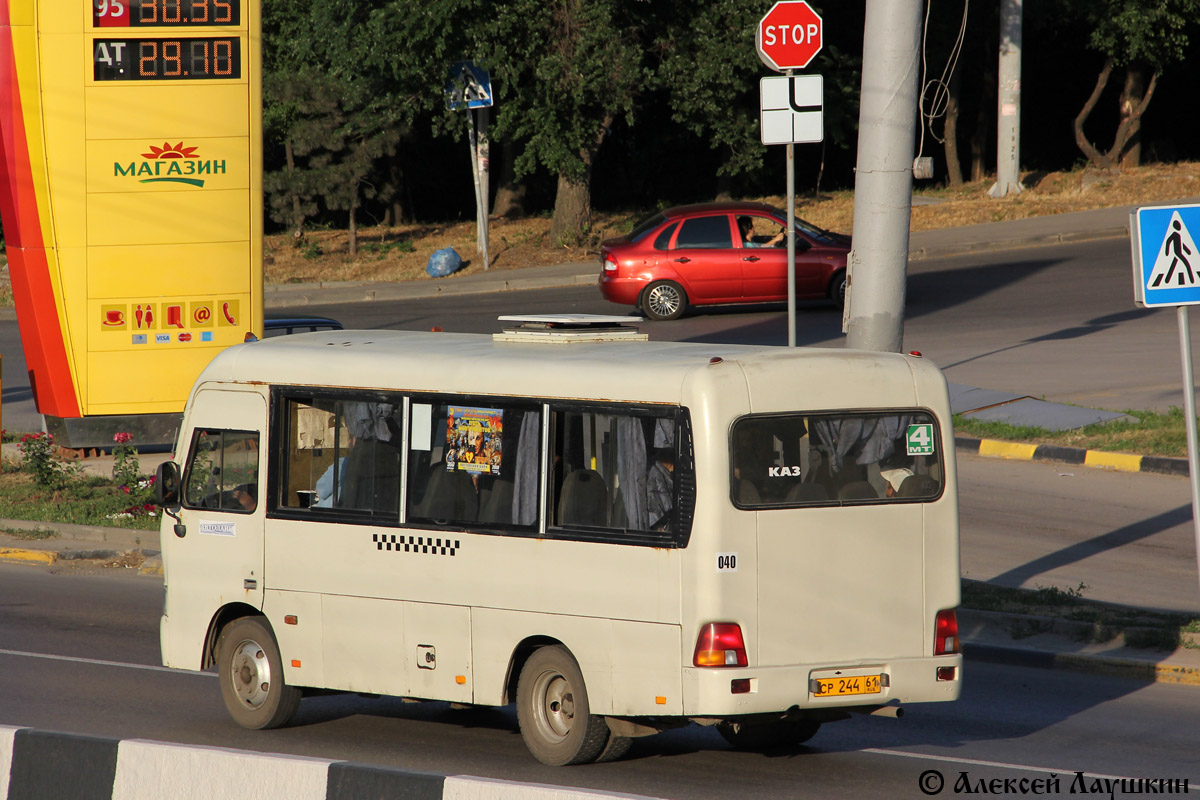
[
  {"x1": 989, "y1": 0, "x2": 1023, "y2": 198},
  {"x1": 844, "y1": 0, "x2": 923, "y2": 353}
]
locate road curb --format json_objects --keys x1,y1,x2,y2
[
  {"x1": 964, "y1": 643, "x2": 1200, "y2": 686},
  {"x1": 0, "y1": 725, "x2": 663, "y2": 800},
  {"x1": 954, "y1": 435, "x2": 1189, "y2": 476},
  {"x1": 907, "y1": 227, "x2": 1128, "y2": 261}
]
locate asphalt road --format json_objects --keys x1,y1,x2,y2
[
  {"x1": 1, "y1": 563, "x2": 1197, "y2": 800},
  {"x1": 284, "y1": 236, "x2": 1196, "y2": 413},
  {"x1": 1, "y1": 236, "x2": 1195, "y2": 436}
]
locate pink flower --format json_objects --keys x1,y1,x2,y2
[{"x1": 113, "y1": 432, "x2": 133, "y2": 444}]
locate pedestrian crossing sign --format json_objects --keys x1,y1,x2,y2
[{"x1": 1132, "y1": 204, "x2": 1200, "y2": 307}]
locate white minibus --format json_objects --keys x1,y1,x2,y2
[{"x1": 155, "y1": 315, "x2": 961, "y2": 765}]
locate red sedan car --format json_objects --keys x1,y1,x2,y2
[{"x1": 598, "y1": 202, "x2": 851, "y2": 320}]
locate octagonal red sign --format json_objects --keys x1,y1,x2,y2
[{"x1": 756, "y1": 1, "x2": 823, "y2": 72}]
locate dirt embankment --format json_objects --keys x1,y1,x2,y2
[{"x1": 264, "y1": 161, "x2": 1193, "y2": 288}]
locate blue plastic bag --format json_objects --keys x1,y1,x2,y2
[{"x1": 426, "y1": 246, "x2": 463, "y2": 278}]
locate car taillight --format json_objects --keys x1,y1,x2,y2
[
  {"x1": 693, "y1": 623, "x2": 748, "y2": 667},
  {"x1": 602, "y1": 254, "x2": 618, "y2": 273},
  {"x1": 934, "y1": 609, "x2": 958, "y2": 655}
]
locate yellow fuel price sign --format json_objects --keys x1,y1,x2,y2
[{"x1": 0, "y1": 0, "x2": 261, "y2": 439}]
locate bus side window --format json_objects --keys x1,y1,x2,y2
[
  {"x1": 279, "y1": 395, "x2": 402, "y2": 517},
  {"x1": 552, "y1": 410, "x2": 678, "y2": 534},
  {"x1": 183, "y1": 429, "x2": 259, "y2": 513},
  {"x1": 407, "y1": 402, "x2": 539, "y2": 529}
]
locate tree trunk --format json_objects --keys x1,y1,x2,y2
[
  {"x1": 549, "y1": 171, "x2": 591, "y2": 247},
  {"x1": 285, "y1": 140, "x2": 304, "y2": 240},
  {"x1": 969, "y1": 57, "x2": 995, "y2": 182},
  {"x1": 1074, "y1": 57, "x2": 1116, "y2": 169},
  {"x1": 944, "y1": 67, "x2": 964, "y2": 187},
  {"x1": 388, "y1": 156, "x2": 406, "y2": 225},
  {"x1": 1118, "y1": 66, "x2": 1145, "y2": 168},
  {"x1": 548, "y1": 114, "x2": 610, "y2": 247},
  {"x1": 347, "y1": 192, "x2": 359, "y2": 258},
  {"x1": 1108, "y1": 65, "x2": 1159, "y2": 168},
  {"x1": 491, "y1": 139, "x2": 527, "y2": 218}
]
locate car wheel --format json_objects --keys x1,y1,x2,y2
[
  {"x1": 829, "y1": 269, "x2": 847, "y2": 309},
  {"x1": 717, "y1": 719, "x2": 821, "y2": 750},
  {"x1": 217, "y1": 616, "x2": 301, "y2": 730},
  {"x1": 516, "y1": 645, "x2": 610, "y2": 766},
  {"x1": 641, "y1": 280, "x2": 687, "y2": 321}
]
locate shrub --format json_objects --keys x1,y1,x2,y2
[{"x1": 19, "y1": 432, "x2": 82, "y2": 490}]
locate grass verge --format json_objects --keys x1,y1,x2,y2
[
  {"x1": 962, "y1": 580, "x2": 1199, "y2": 650},
  {"x1": 0, "y1": 464, "x2": 158, "y2": 531},
  {"x1": 953, "y1": 406, "x2": 1190, "y2": 459}
]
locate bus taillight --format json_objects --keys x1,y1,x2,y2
[
  {"x1": 693, "y1": 623, "x2": 748, "y2": 667},
  {"x1": 934, "y1": 609, "x2": 959, "y2": 655}
]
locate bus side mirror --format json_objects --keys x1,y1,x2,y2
[{"x1": 156, "y1": 461, "x2": 181, "y2": 507}]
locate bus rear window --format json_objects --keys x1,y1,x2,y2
[{"x1": 731, "y1": 411, "x2": 943, "y2": 508}]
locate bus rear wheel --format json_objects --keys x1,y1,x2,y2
[
  {"x1": 516, "y1": 645, "x2": 610, "y2": 766},
  {"x1": 217, "y1": 616, "x2": 301, "y2": 730},
  {"x1": 717, "y1": 718, "x2": 821, "y2": 750}
]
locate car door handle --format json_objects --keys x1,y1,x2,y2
[
  {"x1": 673, "y1": 257, "x2": 691, "y2": 263},
  {"x1": 742, "y1": 256, "x2": 760, "y2": 262}
]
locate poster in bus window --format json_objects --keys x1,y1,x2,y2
[{"x1": 446, "y1": 406, "x2": 503, "y2": 475}]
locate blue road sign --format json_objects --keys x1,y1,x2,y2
[
  {"x1": 445, "y1": 61, "x2": 493, "y2": 110},
  {"x1": 1132, "y1": 203, "x2": 1200, "y2": 307}
]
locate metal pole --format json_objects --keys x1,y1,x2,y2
[
  {"x1": 787, "y1": 139, "x2": 796, "y2": 348},
  {"x1": 989, "y1": 0, "x2": 1024, "y2": 198},
  {"x1": 466, "y1": 110, "x2": 483, "y2": 266},
  {"x1": 844, "y1": 0, "x2": 922, "y2": 353},
  {"x1": 1176, "y1": 306, "x2": 1200, "y2": 598},
  {"x1": 478, "y1": 107, "x2": 490, "y2": 270}
]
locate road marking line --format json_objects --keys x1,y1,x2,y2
[
  {"x1": 864, "y1": 748, "x2": 1199, "y2": 790},
  {"x1": 0, "y1": 648, "x2": 213, "y2": 677}
]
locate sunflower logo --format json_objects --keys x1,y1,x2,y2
[{"x1": 141, "y1": 142, "x2": 199, "y2": 159}]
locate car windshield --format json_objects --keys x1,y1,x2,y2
[
  {"x1": 628, "y1": 212, "x2": 666, "y2": 243},
  {"x1": 765, "y1": 206, "x2": 843, "y2": 246}
]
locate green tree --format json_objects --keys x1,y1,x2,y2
[
  {"x1": 483, "y1": 0, "x2": 652, "y2": 246},
  {"x1": 1070, "y1": 0, "x2": 1200, "y2": 169},
  {"x1": 262, "y1": 0, "x2": 416, "y2": 251}
]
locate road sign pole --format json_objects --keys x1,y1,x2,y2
[
  {"x1": 478, "y1": 107, "x2": 490, "y2": 270},
  {"x1": 1176, "y1": 306, "x2": 1200, "y2": 598},
  {"x1": 787, "y1": 138, "x2": 796, "y2": 348}
]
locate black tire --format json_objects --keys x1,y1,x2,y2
[
  {"x1": 516, "y1": 645, "x2": 610, "y2": 766},
  {"x1": 829, "y1": 269, "x2": 847, "y2": 310},
  {"x1": 594, "y1": 732, "x2": 633, "y2": 763},
  {"x1": 830, "y1": 268, "x2": 849, "y2": 307},
  {"x1": 217, "y1": 616, "x2": 301, "y2": 730},
  {"x1": 717, "y1": 719, "x2": 821, "y2": 750},
  {"x1": 641, "y1": 280, "x2": 687, "y2": 321}
]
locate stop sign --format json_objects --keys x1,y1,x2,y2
[{"x1": 756, "y1": 1, "x2": 823, "y2": 72}]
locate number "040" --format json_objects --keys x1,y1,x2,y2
[{"x1": 716, "y1": 553, "x2": 738, "y2": 572}]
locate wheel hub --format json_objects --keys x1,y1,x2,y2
[{"x1": 230, "y1": 641, "x2": 270, "y2": 709}]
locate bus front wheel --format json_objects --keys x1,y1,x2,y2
[
  {"x1": 516, "y1": 645, "x2": 610, "y2": 766},
  {"x1": 217, "y1": 616, "x2": 301, "y2": 730},
  {"x1": 717, "y1": 718, "x2": 821, "y2": 750}
]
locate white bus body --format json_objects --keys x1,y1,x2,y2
[{"x1": 157, "y1": 321, "x2": 961, "y2": 765}]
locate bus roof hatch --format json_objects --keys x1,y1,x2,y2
[{"x1": 494, "y1": 314, "x2": 648, "y2": 344}]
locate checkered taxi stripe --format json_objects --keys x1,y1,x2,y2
[{"x1": 372, "y1": 533, "x2": 460, "y2": 556}]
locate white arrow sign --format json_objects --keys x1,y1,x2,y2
[{"x1": 760, "y1": 74, "x2": 823, "y2": 145}]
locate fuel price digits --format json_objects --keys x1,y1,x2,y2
[{"x1": 93, "y1": 37, "x2": 241, "y2": 80}]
